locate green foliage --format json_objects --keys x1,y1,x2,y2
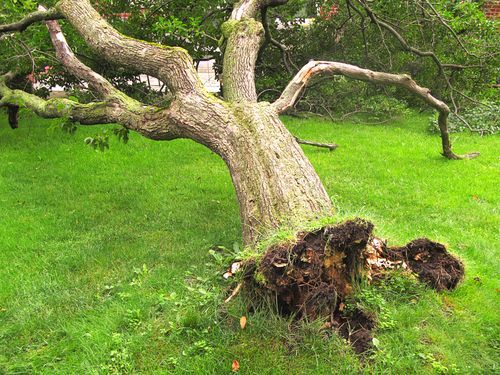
[
  {"x1": 361, "y1": 95, "x2": 411, "y2": 120},
  {"x1": 60, "y1": 118, "x2": 78, "y2": 135},
  {"x1": 47, "y1": 116, "x2": 78, "y2": 135},
  {"x1": 429, "y1": 101, "x2": 500, "y2": 135},
  {"x1": 153, "y1": 16, "x2": 203, "y2": 40},
  {"x1": 257, "y1": 0, "x2": 498, "y2": 116},
  {"x1": 84, "y1": 132, "x2": 110, "y2": 151},
  {"x1": 418, "y1": 352, "x2": 459, "y2": 374},
  {"x1": 100, "y1": 333, "x2": 134, "y2": 374},
  {"x1": 129, "y1": 264, "x2": 150, "y2": 286},
  {"x1": 113, "y1": 126, "x2": 130, "y2": 144},
  {"x1": 347, "y1": 272, "x2": 425, "y2": 331},
  {"x1": 0, "y1": 0, "x2": 37, "y2": 14},
  {"x1": 2, "y1": 0, "x2": 496, "y2": 118}
]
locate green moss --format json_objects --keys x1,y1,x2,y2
[
  {"x1": 253, "y1": 271, "x2": 267, "y2": 285},
  {"x1": 221, "y1": 19, "x2": 263, "y2": 38},
  {"x1": 221, "y1": 20, "x2": 239, "y2": 38}
]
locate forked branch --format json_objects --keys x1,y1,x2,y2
[
  {"x1": 41, "y1": 7, "x2": 138, "y2": 108},
  {"x1": 54, "y1": 0, "x2": 203, "y2": 95}
]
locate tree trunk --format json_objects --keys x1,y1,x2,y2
[{"x1": 223, "y1": 103, "x2": 333, "y2": 245}]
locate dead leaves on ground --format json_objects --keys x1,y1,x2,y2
[
  {"x1": 232, "y1": 359, "x2": 240, "y2": 372},
  {"x1": 240, "y1": 316, "x2": 247, "y2": 330}
]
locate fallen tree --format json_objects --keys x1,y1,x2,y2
[{"x1": 0, "y1": 0, "x2": 466, "y2": 355}]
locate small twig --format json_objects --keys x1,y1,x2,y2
[
  {"x1": 295, "y1": 136, "x2": 338, "y2": 151},
  {"x1": 224, "y1": 282, "x2": 243, "y2": 304}
]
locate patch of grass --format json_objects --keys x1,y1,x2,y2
[{"x1": 0, "y1": 111, "x2": 498, "y2": 374}]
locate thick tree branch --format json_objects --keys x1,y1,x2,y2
[
  {"x1": 273, "y1": 60, "x2": 479, "y2": 160},
  {"x1": 55, "y1": 0, "x2": 203, "y2": 95},
  {"x1": 0, "y1": 71, "x2": 184, "y2": 142},
  {"x1": 40, "y1": 7, "x2": 149, "y2": 115},
  {"x1": 0, "y1": 8, "x2": 62, "y2": 34},
  {"x1": 41, "y1": 7, "x2": 119, "y2": 99},
  {"x1": 0, "y1": 72, "x2": 119, "y2": 125},
  {"x1": 222, "y1": 0, "x2": 292, "y2": 102},
  {"x1": 222, "y1": 1, "x2": 265, "y2": 102}
]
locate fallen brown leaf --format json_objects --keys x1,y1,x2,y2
[
  {"x1": 240, "y1": 316, "x2": 247, "y2": 330},
  {"x1": 232, "y1": 360, "x2": 240, "y2": 372}
]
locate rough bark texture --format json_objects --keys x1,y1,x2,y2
[
  {"x1": 0, "y1": 0, "x2": 470, "y2": 360},
  {"x1": 222, "y1": 18, "x2": 263, "y2": 102},
  {"x1": 224, "y1": 103, "x2": 333, "y2": 242}
]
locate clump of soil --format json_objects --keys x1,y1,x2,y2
[
  {"x1": 260, "y1": 219, "x2": 373, "y2": 318},
  {"x1": 386, "y1": 238, "x2": 464, "y2": 291},
  {"x1": 255, "y1": 218, "x2": 464, "y2": 355},
  {"x1": 333, "y1": 309, "x2": 376, "y2": 355}
]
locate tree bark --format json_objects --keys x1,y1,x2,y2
[
  {"x1": 222, "y1": 103, "x2": 333, "y2": 244},
  {"x1": 0, "y1": 1, "x2": 467, "y2": 353}
]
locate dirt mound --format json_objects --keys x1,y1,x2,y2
[
  {"x1": 260, "y1": 219, "x2": 373, "y2": 318},
  {"x1": 334, "y1": 309, "x2": 376, "y2": 355},
  {"x1": 387, "y1": 238, "x2": 464, "y2": 291},
  {"x1": 255, "y1": 219, "x2": 464, "y2": 355}
]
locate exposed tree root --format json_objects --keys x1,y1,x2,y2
[{"x1": 245, "y1": 219, "x2": 464, "y2": 355}]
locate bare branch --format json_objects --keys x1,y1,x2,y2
[
  {"x1": 295, "y1": 136, "x2": 338, "y2": 151},
  {"x1": 41, "y1": 8, "x2": 118, "y2": 98},
  {"x1": 259, "y1": 6, "x2": 297, "y2": 73},
  {"x1": 39, "y1": 6, "x2": 148, "y2": 113},
  {"x1": 421, "y1": 0, "x2": 479, "y2": 59},
  {"x1": 353, "y1": 0, "x2": 485, "y2": 115},
  {"x1": 0, "y1": 8, "x2": 62, "y2": 34},
  {"x1": 273, "y1": 60, "x2": 479, "y2": 160}
]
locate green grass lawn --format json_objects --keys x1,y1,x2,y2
[{"x1": 0, "y1": 112, "x2": 498, "y2": 374}]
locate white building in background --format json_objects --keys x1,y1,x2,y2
[
  {"x1": 135, "y1": 60, "x2": 220, "y2": 93},
  {"x1": 196, "y1": 60, "x2": 221, "y2": 93},
  {"x1": 44, "y1": 59, "x2": 220, "y2": 95}
]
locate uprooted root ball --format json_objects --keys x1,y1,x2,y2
[
  {"x1": 253, "y1": 218, "x2": 464, "y2": 355},
  {"x1": 387, "y1": 238, "x2": 465, "y2": 291}
]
